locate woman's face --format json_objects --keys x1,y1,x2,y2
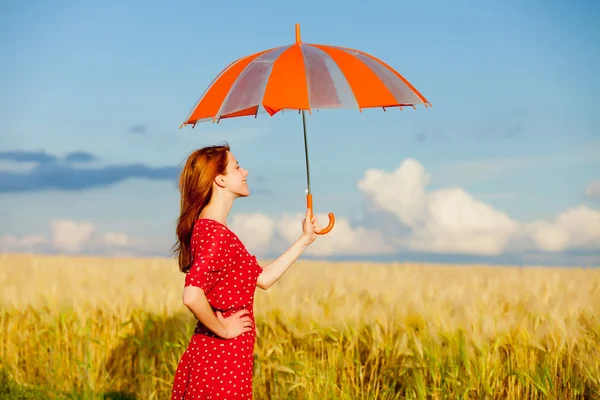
[{"x1": 222, "y1": 151, "x2": 249, "y2": 198}]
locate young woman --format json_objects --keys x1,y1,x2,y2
[{"x1": 170, "y1": 144, "x2": 321, "y2": 399}]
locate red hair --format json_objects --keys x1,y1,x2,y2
[{"x1": 172, "y1": 143, "x2": 230, "y2": 273}]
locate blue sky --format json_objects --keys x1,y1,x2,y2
[{"x1": 1, "y1": 0, "x2": 599, "y2": 265}]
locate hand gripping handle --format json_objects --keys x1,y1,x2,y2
[{"x1": 306, "y1": 193, "x2": 335, "y2": 235}]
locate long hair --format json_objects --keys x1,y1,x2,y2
[{"x1": 172, "y1": 143, "x2": 230, "y2": 273}]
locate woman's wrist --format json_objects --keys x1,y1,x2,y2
[
  {"x1": 298, "y1": 234, "x2": 313, "y2": 247},
  {"x1": 218, "y1": 325, "x2": 229, "y2": 339}
]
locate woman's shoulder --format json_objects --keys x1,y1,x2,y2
[
  {"x1": 193, "y1": 218, "x2": 235, "y2": 241},
  {"x1": 192, "y1": 219, "x2": 254, "y2": 261}
]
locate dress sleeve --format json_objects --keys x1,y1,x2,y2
[{"x1": 184, "y1": 224, "x2": 229, "y2": 293}]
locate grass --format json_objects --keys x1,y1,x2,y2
[{"x1": 1, "y1": 253, "x2": 599, "y2": 399}]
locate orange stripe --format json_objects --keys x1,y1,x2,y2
[
  {"x1": 312, "y1": 45, "x2": 397, "y2": 109},
  {"x1": 262, "y1": 44, "x2": 309, "y2": 115},
  {"x1": 185, "y1": 49, "x2": 272, "y2": 123},
  {"x1": 338, "y1": 45, "x2": 430, "y2": 106}
]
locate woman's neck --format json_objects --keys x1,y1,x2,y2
[{"x1": 198, "y1": 191, "x2": 234, "y2": 226}]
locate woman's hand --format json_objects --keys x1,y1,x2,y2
[
  {"x1": 216, "y1": 309, "x2": 253, "y2": 339},
  {"x1": 301, "y1": 208, "x2": 322, "y2": 245}
]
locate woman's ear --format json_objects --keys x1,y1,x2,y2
[{"x1": 214, "y1": 174, "x2": 226, "y2": 188}]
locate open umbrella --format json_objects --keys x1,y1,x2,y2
[{"x1": 180, "y1": 24, "x2": 431, "y2": 235}]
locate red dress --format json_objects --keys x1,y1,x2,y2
[{"x1": 171, "y1": 218, "x2": 263, "y2": 400}]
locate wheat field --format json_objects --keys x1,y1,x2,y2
[{"x1": 0, "y1": 253, "x2": 599, "y2": 399}]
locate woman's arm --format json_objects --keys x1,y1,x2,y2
[
  {"x1": 256, "y1": 208, "x2": 320, "y2": 290},
  {"x1": 256, "y1": 236, "x2": 311, "y2": 290},
  {"x1": 182, "y1": 286, "x2": 253, "y2": 338}
]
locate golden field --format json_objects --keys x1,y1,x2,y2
[{"x1": 1, "y1": 253, "x2": 599, "y2": 399}]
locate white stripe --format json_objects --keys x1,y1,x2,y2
[
  {"x1": 215, "y1": 45, "x2": 291, "y2": 121},
  {"x1": 302, "y1": 44, "x2": 359, "y2": 110},
  {"x1": 299, "y1": 43, "x2": 311, "y2": 110}
]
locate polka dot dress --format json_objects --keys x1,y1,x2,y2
[{"x1": 171, "y1": 219, "x2": 263, "y2": 400}]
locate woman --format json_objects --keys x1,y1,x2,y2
[{"x1": 170, "y1": 144, "x2": 321, "y2": 399}]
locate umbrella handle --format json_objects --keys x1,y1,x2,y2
[{"x1": 306, "y1": 194, "x2": 335, "y2": 235}]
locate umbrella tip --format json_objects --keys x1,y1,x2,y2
[{"x1": 295, "y1": 23, "x2": 301, "y2": 43}]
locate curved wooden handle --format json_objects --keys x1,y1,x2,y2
[{"x1": 306, "y1": 194, "x2": 335, "y2": 235}]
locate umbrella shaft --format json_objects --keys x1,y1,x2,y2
[{"x1": 302, "y1": 110, "x2": 311, "y2": 194}]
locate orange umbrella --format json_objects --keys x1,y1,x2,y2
[{"x1": 180, "y1": 24, "x2": 431, "y2": 235}]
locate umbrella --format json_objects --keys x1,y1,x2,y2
[{"x1": 180, "y1": 24, "x2": 431, "y2": 235}]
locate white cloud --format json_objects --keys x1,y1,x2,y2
[
  {"x1": 229, "y1": 213, "x2": 275, "y2": 256},
  {"x1": 0, "y1": 234, "x2": 47, "y2": 252},
  {"x1": 358, "y1": 159, "x2": 518, "y2": 255},
  {"x1": 358, "y1": 159, "x2": 429, "y2": 227},
  {"x1": 51, "y1": 220, "x2": 95, "y2": 253},
  {"x1": 412, "y1": 188, "x2": 518, "y2": 254},
  {"x1": 521, "y1": 206, "x2": 600, "y2": 252},
  {"x1": 357, "y1": 159, "x2": 600, "y2": 255},
  {"x1": 585, "y1": 180, "x2": 600, "y2": 201},
  {"x1": 101, "y1": 232, "x2": 129, "y2": 247},
  {"x1": 275, "y1": 212, "x2": 394, "y2": 257},
  {"x1": 1, "y1": 220, "x2": 169, "y2": 257}
]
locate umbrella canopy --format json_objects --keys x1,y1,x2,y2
[
  {"x1": 181, "y1": 24, "x2": 430, "y2": 126},
  {"x1": 180, "y1": 25, "x2": 430, "y2": 235}
]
